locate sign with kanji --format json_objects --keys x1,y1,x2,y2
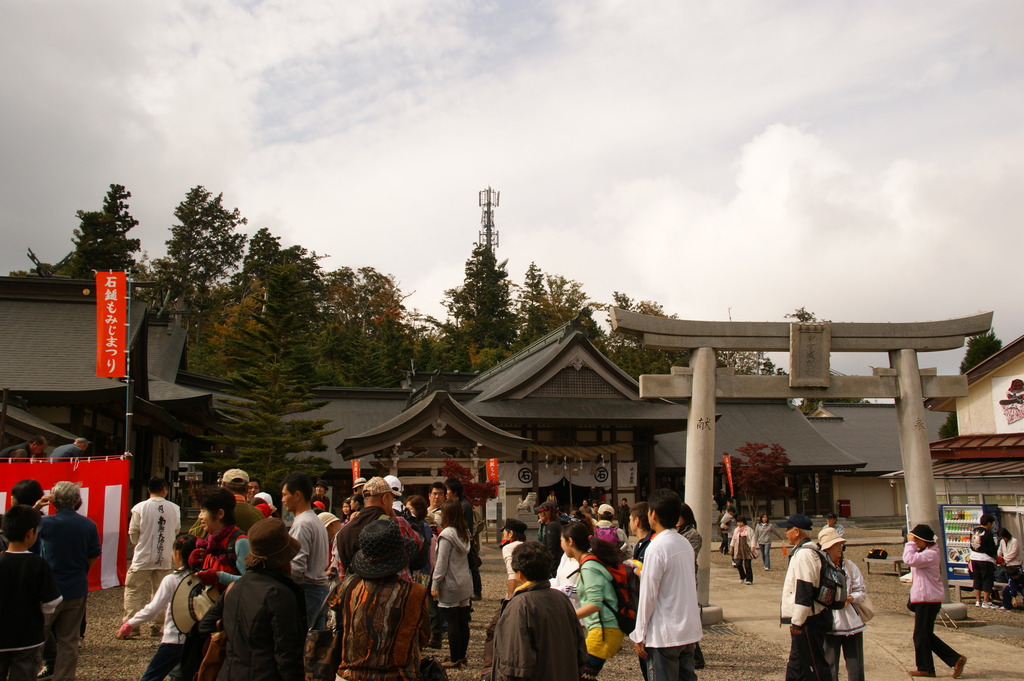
[
  {"x1": 486, "y1": 457, "x2": 500, "y2": 483},
  {"x1": 352, "y1": 459, "x2": 361, "y2": 483},
  {"x1": 95, "y1": 272, "x2": 127, "y2": 377}
]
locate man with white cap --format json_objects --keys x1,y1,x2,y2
[
  {"x1": 385, "y1": 475, "x2": 405, "y2": 514},
  {"x1": 778, "y1": 513, "x2": 829, "y2": 681},
  {"x1": 818, "y1": 527, "x2": 867, "y2": 681}
]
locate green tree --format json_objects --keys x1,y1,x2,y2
[
  {"x1": 65, "y1": 184, "x2": 142, "y2": 277},
  {"x1": 210, "y1": 263, "x2": 338, "y2": 486},
  {"x1": 441, "y1": 243, "x2": 517, "y2": 369},
  {"x1": 602, "y1": 292, "x2": 689, "y2": 378},
  {"x1": 317, "y1": 266, "x2": 415, "y2": 386},
  {"x1": 153, "y1": 186, "x2": 248, "y2": 344},
  {"x1": 516, "y1": 262, "x2": 547, "y2": 344},
  {"x1": 939, "y1": 329, "x2": 1003, "y2": 438}
]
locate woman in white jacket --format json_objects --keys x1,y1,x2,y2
[
  {"x1": 431, "y1": 499, "x2": 473, "y2": 669},
  {"x1": 729, "y1": 516, "x2": 758, "y2": 584},
  {"x1": 818, "y1": 528, "x2": 867, "y2": 681}
]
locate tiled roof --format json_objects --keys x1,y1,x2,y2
[
  {"x1": 807, "y1": 402, "x2": 945, "y2": 473},
  {"x1": 0, "y1": 296, "x2": 145, "y2": 398},
  {"x1": 656, "y1": 399, "x2": 866, "y2": 471}
]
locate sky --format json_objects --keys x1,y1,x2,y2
[{"x1": 2, "y1": 1, "x2": 1023, "y2": 377}]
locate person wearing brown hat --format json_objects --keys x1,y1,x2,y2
[
  {"x1": 331, "y1": 519, "x2": 429, "y2": 680},
  {"x1": 200, "y1": 518, "x2": 305, "y2": 681},
  {"x1": 904, "y1": 523, "x2": 967, "y2": 678}
]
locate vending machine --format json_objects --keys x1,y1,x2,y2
[{"x1": 939, "y1": 503, "x2": 1001, "y2": 580}]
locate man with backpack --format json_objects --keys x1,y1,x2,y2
[
  {"x1": 629, "y1": 488, "x2": 702, "y2": 681},
  {"x1": 779, "y1": 513, "x2": 832, "y2": 681}
]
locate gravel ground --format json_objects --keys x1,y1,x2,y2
[{"x1": 78, "y1": 528, "x2": 1024, "y2": 680}]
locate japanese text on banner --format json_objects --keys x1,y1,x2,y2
[{"x1": 95, "y1": 271, "x2": 127, "y2": 377}]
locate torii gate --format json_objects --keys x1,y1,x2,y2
[{"x1": 611, "y1": 309, "x2": 993, "y2": 622}]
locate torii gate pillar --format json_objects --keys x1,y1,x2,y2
[
  {"x1": 684, "y1": 348, "x2": 719, "y2": 620},
  {"x1": 610, "y1": 310, "x2": 993, "y2": 623}
]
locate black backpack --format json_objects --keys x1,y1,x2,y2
[
  {"x1": 407, "y1": 518, "x2": 431, "y2": 572},
  {"x1": 811, "y1": 549, "x2": 849, "y2": 610}
]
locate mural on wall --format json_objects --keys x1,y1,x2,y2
[{"x1": 992, "y1": 376, "x2": 1024, "y2": 432}]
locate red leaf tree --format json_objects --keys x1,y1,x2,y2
[
  {"x1": 441, "y1": 458, "x2": 498, "y2": 507},
  {"x1": 727, "y1": 442, "x2": 793, "y2": 517}
]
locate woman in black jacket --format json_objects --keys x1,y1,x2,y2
[{"x1": 200, "y1": 518, "x2": 306, "y2": 681}]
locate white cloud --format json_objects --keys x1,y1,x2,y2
[{"x1": 2, "y1": 1, "x2": 1023, "y2": 377}]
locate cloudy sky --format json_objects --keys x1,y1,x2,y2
[{"x1": 2, "y1": 1, "x2": 1022, "y2": 376}]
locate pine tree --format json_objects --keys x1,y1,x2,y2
[
  {"x1": 65, "y1": 184, "x2": 142, "y2": 277},
  {"x1": 442, "y1": 243, "x2": 516, "y2": 369},
  {"x1": 210, "y1": 263, "x2": 338, "y2": 486},
  {"x1": 154, "y1": 186, "x2": 248, "y2": 344},
  {"x1": 517, "y1": 262, "x2": 547, "y2": 344}
]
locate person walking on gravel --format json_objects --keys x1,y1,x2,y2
[{"x1": 904, "y1": 523, "x2": 967, "y2": 678}]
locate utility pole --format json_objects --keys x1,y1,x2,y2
[{"x1": 478, "y1": 187, "x2": 500, "y2": 254}]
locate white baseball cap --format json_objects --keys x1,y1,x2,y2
[{"x1": 384, "y1": 475, "x2": 403, "y2": 495}]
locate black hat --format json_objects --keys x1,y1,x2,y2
[
  {"x1": 534, "y1": 500, "x2": 560, "y2": 514},
  {"x1": 503, "y1": 518, "x2": 528, "y2": 535},
  {"x1": 777, "y1": 513, "x2": 813, "y2": 530},
  {"x1": 908, "y1": 523, "x2": 936, "y2": 543},
  {"x1": 351, "y1": 519, "x2": 417, "y2": 579},
  {"x1": 825, "y1": 512, "x2": 837, "y2": 520}
]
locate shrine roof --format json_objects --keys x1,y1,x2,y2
[
  {"x1": 807, "y1": 402, "x2": 945, "y2": 473},
  {"x1": 0, "y1": 278, "x2": 147, "y2": 400},
  {"x1": 655, "y1": 399, "x2": 866, "y2": 471}
]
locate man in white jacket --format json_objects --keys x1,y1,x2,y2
[{"x1": 779, "y1": 513, "x2": 830, "y2": 681}]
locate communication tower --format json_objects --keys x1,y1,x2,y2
[{"x1": 478, "y1": 187, "x2": 500, "y2": 253}]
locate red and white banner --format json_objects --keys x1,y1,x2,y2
[
  {"x1": 0, "y1": 458, "x2": 129, "y2": 590},
  {"x1": 722, "y1": 454, "x2": 735, "y2": 497},
  {"x1": 96, "y1": 271, "x2": 127, "y2": 378},
  {"x1": 351, "y1": 459, "x2": 361, "y2": 483},
  {"x1": 486, "y1": 458, "x2": 500, "y2": 483}
]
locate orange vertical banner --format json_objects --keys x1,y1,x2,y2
[
  {"x1": 486, "y1": 457, "x2": 500, "y2": 483},
  {"x1": 723, "y1": 454, "x2": 734, "y2": 497},
  {"x1": 95, "y1": 272, "x2": 127, "y2": 377},
  {"x1": 351, "y1": 459, "x2": 361, "y2": 483}
]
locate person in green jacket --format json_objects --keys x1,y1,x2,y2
[{"x1": 561, "y1": 521, "x2": 623, "y2": 681}]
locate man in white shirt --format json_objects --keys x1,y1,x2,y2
[
  {"x1": 282, "y1": 472, "x2": 330, "y2": 627},
  {"x1": 124, "y1": 477, "x2": 180, "y2": 635},
  {"x1": 630, "y1": 489, "x2": 702, "y2": 681}
]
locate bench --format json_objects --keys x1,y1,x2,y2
[
  {"x1": 864, "y1": 556, "x2": 908, "y2": 575},
  {"x1": 950, "y1": 578, "x2": 1008, "y2": 603}
]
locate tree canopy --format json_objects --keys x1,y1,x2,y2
[{"x1": 64, "y1": 184, "x2": 141, "y2": 277}]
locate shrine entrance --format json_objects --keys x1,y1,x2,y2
[{"x1": 611, "y1": 309, "x2": 993, "y2": 622}]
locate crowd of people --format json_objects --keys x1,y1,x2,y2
[{"x1": 4, "y1": 465, "x2": 1021, "y2": 681}]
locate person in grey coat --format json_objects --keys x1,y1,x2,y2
[
  {"x1": 431, "y1": 499, "x2": 474, "y2": 669},
  {"x1": 492, "y1": 541, "x2": 587, "y2": 681}
]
